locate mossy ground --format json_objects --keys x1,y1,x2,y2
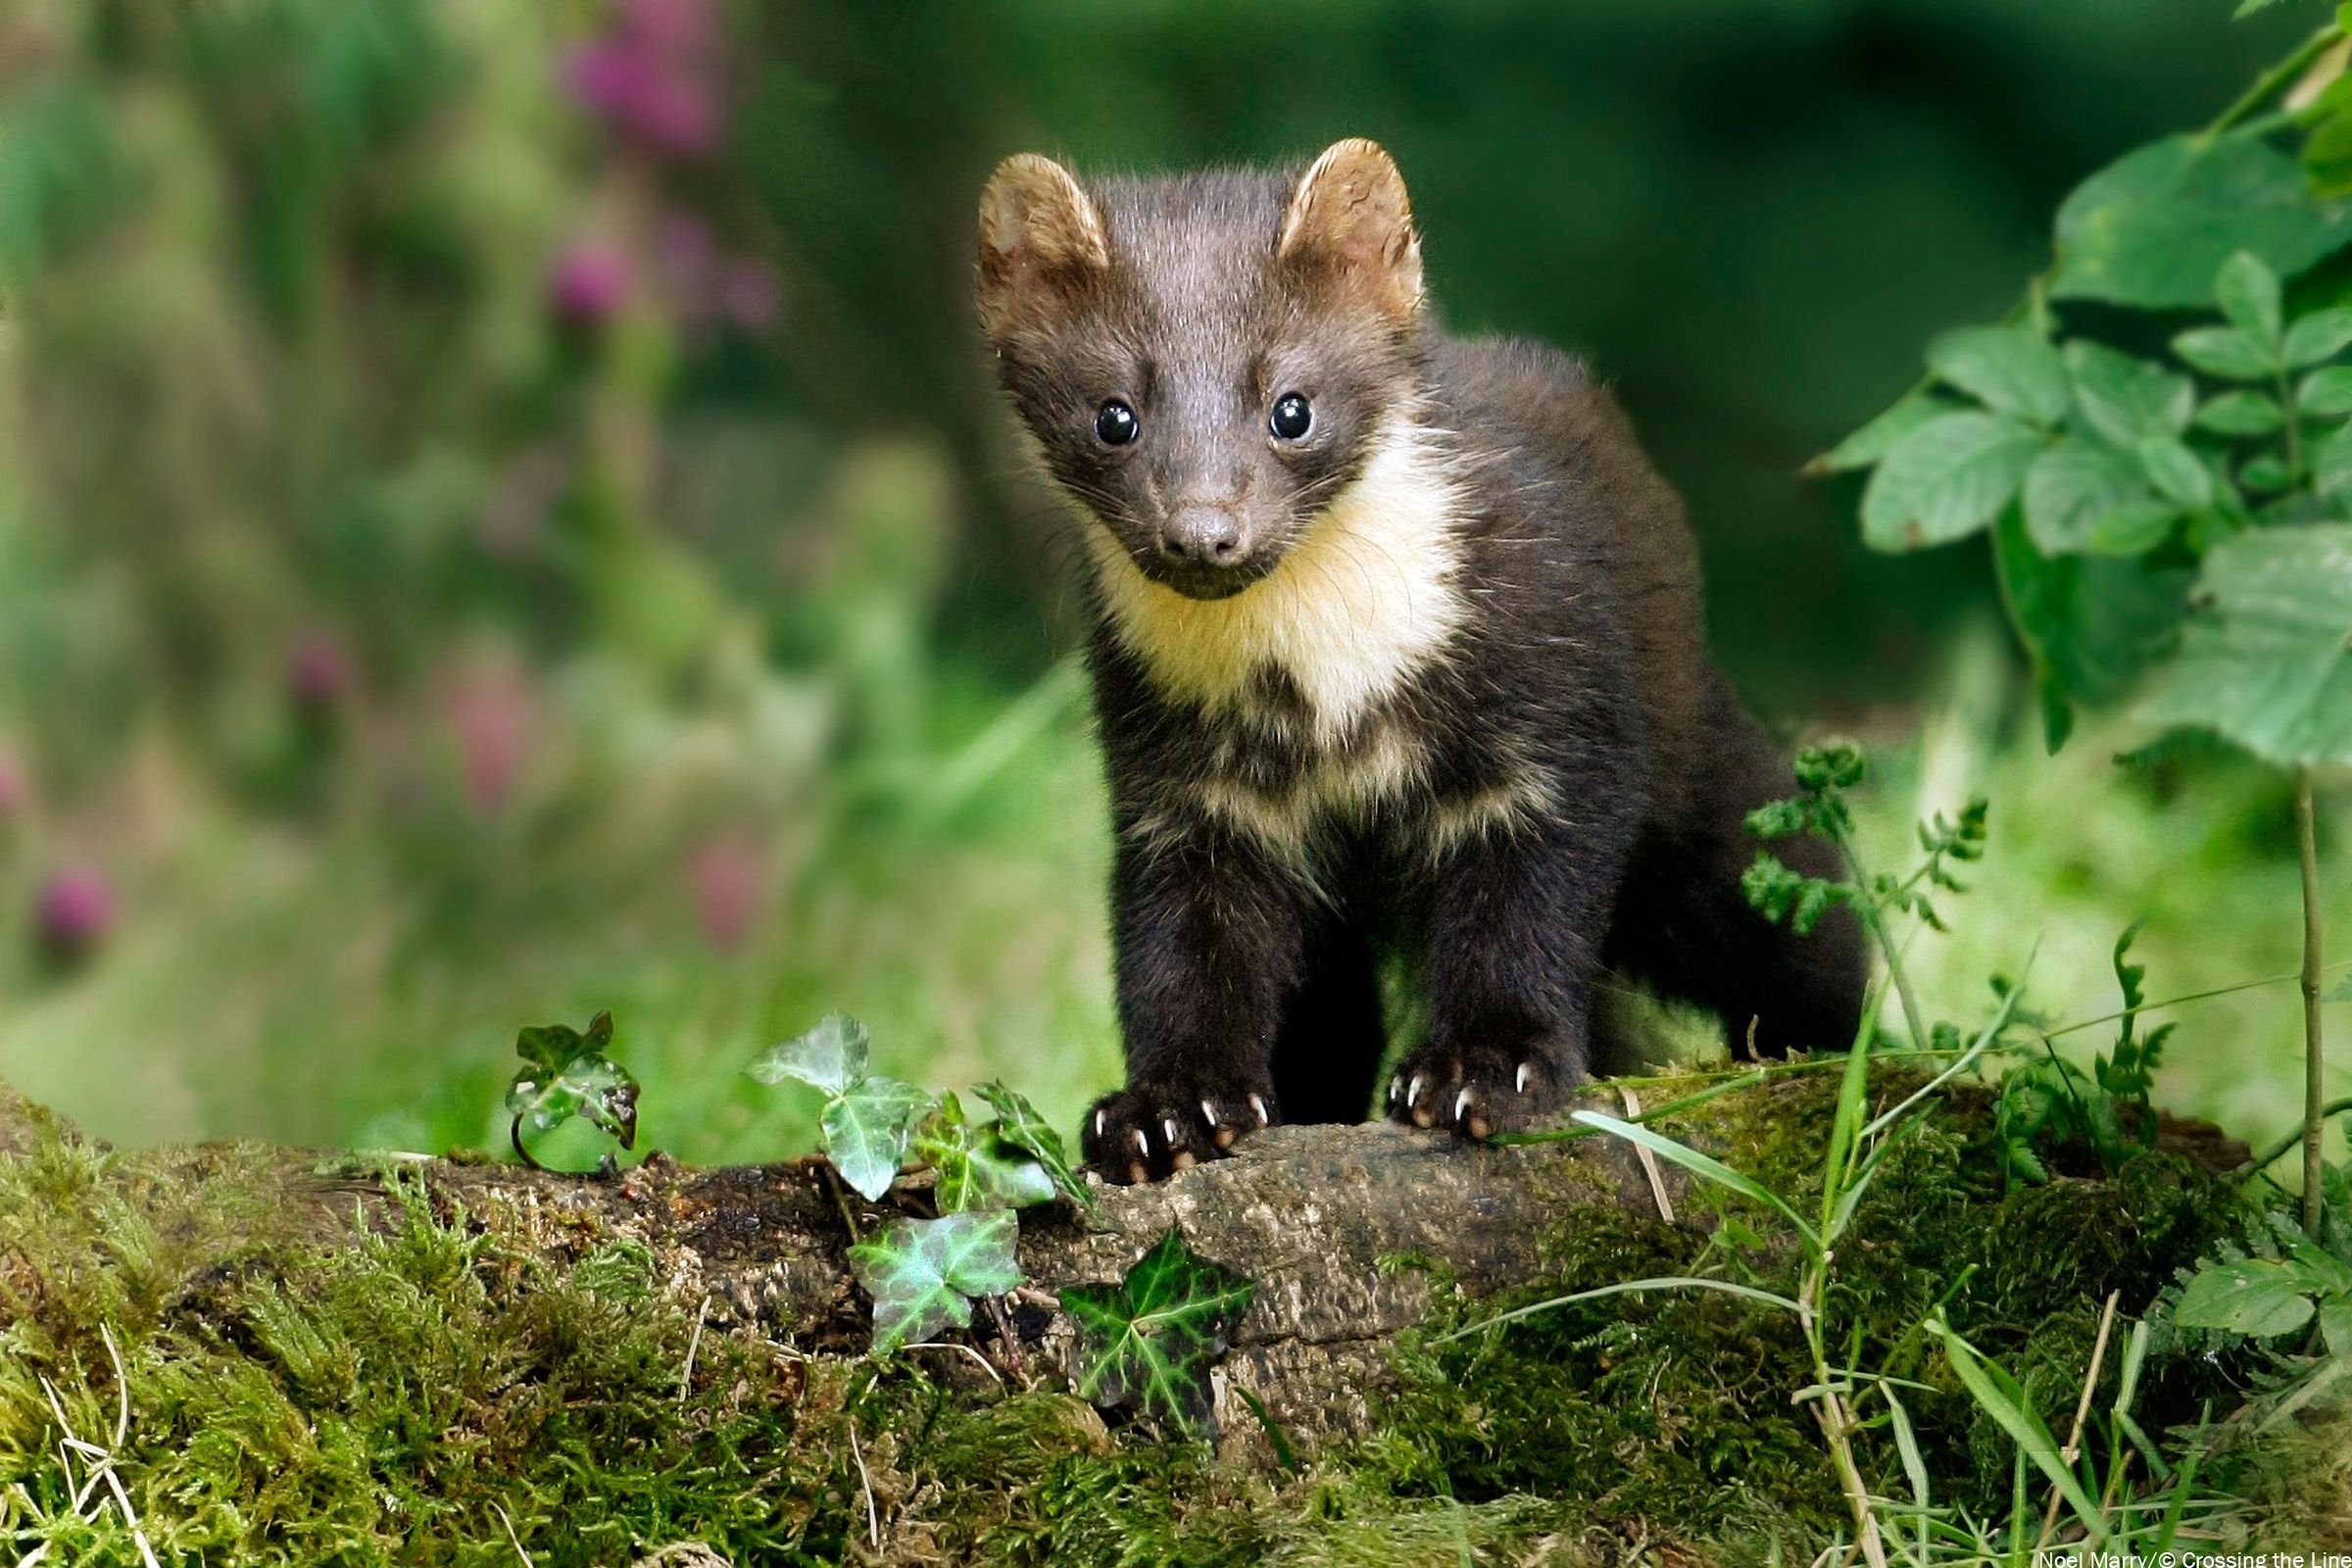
[{"x1": 0, "y1": 1071, "x2": 2330, "y2": 1566}]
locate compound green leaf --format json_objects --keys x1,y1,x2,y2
[
  {"x1": 1062, "y1": 1227, "x2": 1255, "y2": 1437},
  {"x1": 2086, "y1": 501, "x2": 2183, "y2": 558},
  {"x1": 2139, "y1": 524, "x2": 2352, "y2": 767},
  {"x1": 2172, "y1": 325, "x2": 2277, "y2": 381},
  {"x1": 2287, "y1": 305, "x2": 2352, "y2": 369},
  {"x1": 2299, "y1": 366, "x2": 2352, "y2": 416},
  {"x1": 1927, "y1": 323, "x2": 2071, "y2": 425},
  {"x1": 850, "y1": 1210, "x2": 1025, "y2": 1353},
  {"x1": 2023, "y1": 438, "x2": 2150, "y2": 554},
  {"x1": 2216, "y1": 249, "x2": 2283, "y2": 345},
  {"x1": 1805, "y1": 392, "x2": 1961, "y2": 477},
  {"x1": 1994, "y1": 509, "x2": 2191, "y2": 751},
  {"x1": 2134, "y1": 435, "x2": 2215, "y2": 511},
  {"x1": 2173, "y1": 1257, "x2": 2320, "y2": 1340},
  {"x1": 2194, "y1": 390, "x2": 2285, "y2": 436},
  {"x1": 2065, "y1": 342, "x2": 2194, "y2": 448},
  {"x1": 1860, "y1": 411, "x2": 2042, "y2": 552},
  {"x1": 2051, "y1": 132, "x2": 2352, "y2": 310}
]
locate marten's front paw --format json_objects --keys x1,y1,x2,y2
[
  {"x1": 1082, "y1": 1082, "x2": 1276, "y2": 1185},
  {"x1": 1387, "y1": 1045, "x2": 1576, "y2": 1140}
]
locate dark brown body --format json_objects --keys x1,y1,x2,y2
[{"x1": 976, "y1": 141, "x2": 1865, "y2": 1182}]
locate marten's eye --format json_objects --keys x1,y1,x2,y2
[
  {"x1": 1095, "y1": 400, "x2": 1139, "y2": 446},
  {"x1": 1269, "y1": 392, "x2": 1312, "y2": 442}
]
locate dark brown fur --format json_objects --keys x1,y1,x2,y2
[{"x1": 977, "y1": 142, "x2": 1865, "y2": 1182}]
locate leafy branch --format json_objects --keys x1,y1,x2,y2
[{"x1": 1821, "y1": 14, "x2": 2352, "y2": 1236}]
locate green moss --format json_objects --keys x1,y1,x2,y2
[
  {"x1": 1364, "y1": 1069, "x2": 2249, "y2": 1564},
  {"x1": 0, "y1": 1071, "x2": 2269, "y2": 1567}
]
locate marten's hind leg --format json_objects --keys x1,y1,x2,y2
[{"x1": 1606, "y1": 699, "x2": 1867, "y2": 1058}]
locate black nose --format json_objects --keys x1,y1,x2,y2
[{"x1": 1158, "y1": 508, "x2": 1243, "y2": 565}]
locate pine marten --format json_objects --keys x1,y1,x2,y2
[{"x1": 975, "y1": 138, "x2": 1865, "y2": 1184}]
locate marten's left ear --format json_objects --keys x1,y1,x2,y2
[{"x1": 1277, "y1": 138, "x2": 1423, "y2": 320}]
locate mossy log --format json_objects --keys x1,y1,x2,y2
[
  {"x1": 3, "y1": 1071, "x2": 2293, "y2": 1566},
  {"x1": 0, "y1": 1075, "x2": 1707, "y2": 1446}
]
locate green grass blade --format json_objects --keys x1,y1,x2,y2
[
  {"x1": 1820, "y1": 1013, "x2": 1877, "y2": 1236},
  {"x1": 1429, "y1": 1275, "x2": 1801, "y2": 1345},
  {"x1": 1570, "y1": 1110, "x2": 1820, "y2": 1251},
  {"x1": 1933, "y1": 1319, "x2": 2108, "y2": 1545},
  {"x1": 1883, "y1": 1384, "x2": 1934, "y2": 1567}
]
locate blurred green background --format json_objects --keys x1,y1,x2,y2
[{"x1": 0, "y1": 0, "x2": 2339, "y2": 1167}]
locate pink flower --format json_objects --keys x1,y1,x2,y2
[
  {"x1": 562, "y1": 0, "x2": 723, "y2": 157},
  {"x1": 448, "y1": 665, "x2": 537, "y2": 814},
  {"x1": 687, "y1": 834, "x2": 763, "y2": 952},
  {"x1": 287, "y1": 630, "x2": 353, "y2": 710},
  {"x1": 549, "y1": 243, "x2": 633, "y2": 323},
  {"x1": 35, "y1": 868, "x2": 114, "y2": 959}
]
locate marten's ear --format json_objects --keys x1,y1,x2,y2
[
  {"x1": 1276, "y1": 138, "x2": 1423, "y2": 320},
  {"x1": 977, "y1": 153, "x2": 1110, "y2": 339}
]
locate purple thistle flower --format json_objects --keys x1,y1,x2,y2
[
  {"x1": 287, "y1": 630, "x2": 353, "y2": 710},
  {"x1": 550, "y1": 243, "x2": 633, "y2": 323},
  {"x1": 35, "y1": 867, "x2": 114, "y2": 959},
  {"x1": 561, "y1": 0, "x2": 723, "y2": 158}
]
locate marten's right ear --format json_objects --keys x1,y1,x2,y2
[{"x1": 977, "y1": 154, "x2": 1110, "y2": 339}]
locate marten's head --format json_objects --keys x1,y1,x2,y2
[{"x1": 977, "y1": 139, "x2": 1429, "y2": 604}]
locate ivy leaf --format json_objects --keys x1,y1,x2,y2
[
  {"x1": 2171, "y1": 325, "x2": 2276, "y2": 382},
  {"x1": 746, "y1": 1011, "x2": 869, "y2": 1096},
  {"x1": 2173, "y1": 1257, "x2": 2319, "y2": 1340},
  {"x1": 1926, "y1": 323, "x2": 2071, "y2": 426},
  {"x1": 824, "y1": 1075, "x2": 933, "y2": 1201},
  {"x1": 2215, "y1": 249, "x2": 2283, "y2": 346},
  {"x1": 746, "y1": 1013, "x2": 934, "y2": 1200},
  {"x1": 2138, "y1": 524, "x2": 2352, "y2": 767},
  {"x1": 914, "y1": 1092, "x2": 1059, "y2": 1213},
  {"x1": 506, "y1": 1011, "x2": 640, "y2": 1147},
  {"x1": 1860, "y1": 412, "x2": 2043, "y2": 552},
  {"x1": 1061, "y1": 1227, "x2": 1256, "y2": 1438},
  {"x1": 2050, "y1": 132, "x2": 2352, "y2": 310},
  {"x1": 2285, "y1": 305, "x2": 2352, "y2": 369},
  {"x1": 2023, "y1": 439, "x2": 2151, "y2": 554},
  {"x1": 2299, "y1": 367, "x2": 2352, "y2": 416},
  {"x1": 971, "y1": 1081, "x2": 1094, "y2": 1209},
  {"x1": 1805, "y1": 392, "x2": 1962, "y2": 477},
  {"x1": 2194, "y1": 390, "x2": 2285, "y2": 436},
  {"x1": 2065, "y1": 342, "x2": 2195, "y2": 448},
  {"x1": 849, "y1": 1211, "x2": 1026, "y2": 1353}
]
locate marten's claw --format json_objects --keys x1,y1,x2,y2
[
  {"x1": 1082, "y1": 1082, "x2": 1278, "y2": 1183},
  {"x1": 1388, "y1": 1045, "x2": 1572, "y2": 1138}
]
